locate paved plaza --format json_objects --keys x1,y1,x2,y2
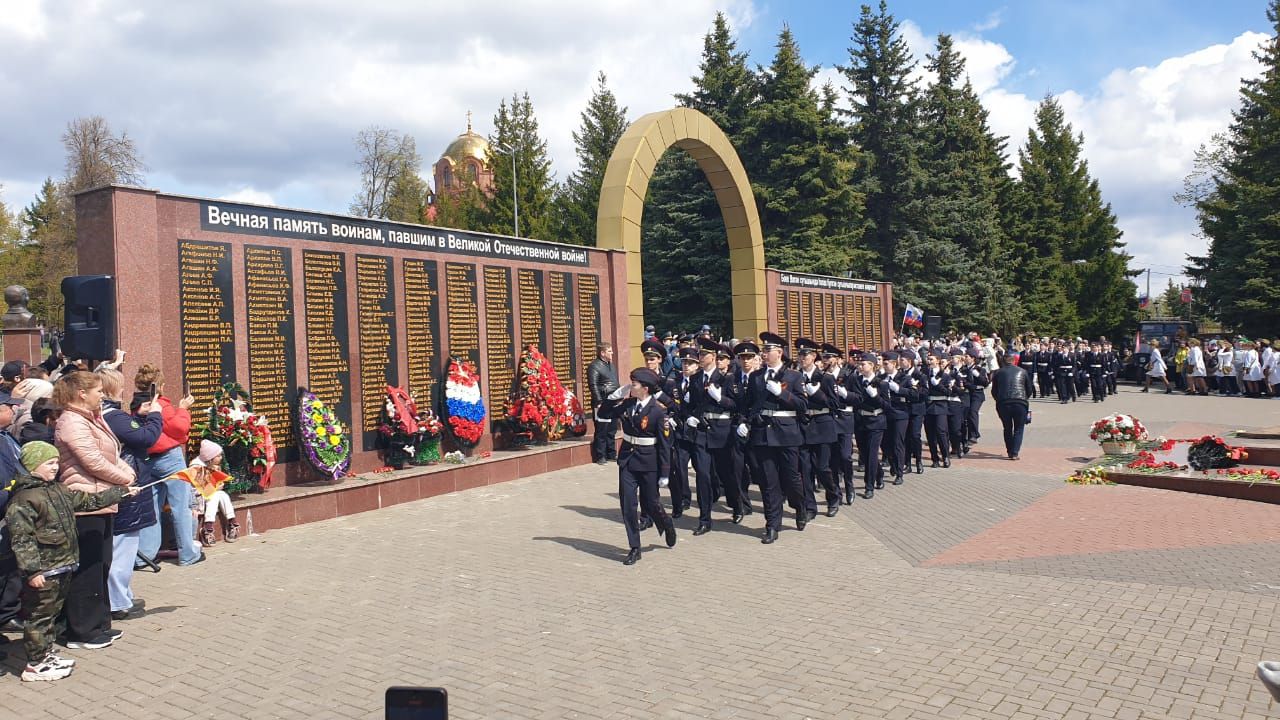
[{"x1": 1, "y1": 387, "x2": 1278, "y2": 718}]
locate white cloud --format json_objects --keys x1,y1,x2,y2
[{"x1": 219, "y1": 187, "x2": 276, "y2": 206}]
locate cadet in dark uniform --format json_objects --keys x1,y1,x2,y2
[
  {"x1": 688, "y1": 337, "x2": 744, "y2": 535},
  {"x1": 795, "y1": 338, "x2": 841, "y2": 518},
  {"x1": 923, "y1": 350, "x2": 953, "y2": 467},
  {"x1": 666, "y1": 347, "x2": 700, "y2": 516},
  {"x1": 597, "y1": 367, "x2": 677, "y2": 565},
  {"x1": 946, "y1": 348, "x2": 969, "y2": 459},
  {"x1": 846, "y1": 352, "x2": 887, "y2": 498},
  {"x1": 1073, "y1": 341, "x2": 1090, "y2": 399},
  {"x1": 965, "y1": 348, "x2": 989, "y2": 445},
  {"x1": 1052, "y1": 341, "x2": 1074, "y2": 404},
  {"x1": 738, "y1": 332, "x2": 808, "y2": 544},
  {"x1": 1103, "y1": 341, "x2": 1119, "y2": 395},
  {"x1": 1036, "y1": 342, "x2": 1054, "y2": 399},
  {"x1": 898, "y1": 349, "x2": 927, "y2": 474},
  {"x1": 1025, "y1": 342, "x2": 1042, "y2": 398},
  {"x1": 824, "y1": 344, "x2": 857, "y2": 504},
  {"x1": 882, "y1": 351, "x2": 913, "y2": 485},
  {"x1": 640, "y1": 338, "x2": 683, "y2": 518},
  {"x1": 1085, "y1": 341, "x2": 1107, "y2": 402},
  {"x1": 732, "y1": 341, "x2": 762, "y2": 515}
]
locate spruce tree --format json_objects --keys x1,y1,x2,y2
[
  {"x1": 740, "y1": 27, "x2": 865, "y2": 275},
  {"x1": 383, "y1": 164, "x2": 430, "y2": 224},
  {"x1": 641, "y1": 12, "x2": 756, "y2": 335},
  {"x1": 556, "y1": 72, "x2": 629, "y2": 246},
  {"x1": 1010, "y1": 97, "x2": 1136, "y2": 338},
  {"x1": 482, "y1": 93, "x2": 556, "y2": 240},
  {"x1": 840, "y1": 0, "x2": 922, "y2": 280},
  {"x1": 19, "y1": 178, "x2": 75, "y2": 323},
  {"x1": 1192, "y1": 0, "x2": 1280, "y2": 337}
]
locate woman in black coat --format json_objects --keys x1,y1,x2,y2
[{"x1": 97, "y1": 369, "x2": 163, "y2": 620}]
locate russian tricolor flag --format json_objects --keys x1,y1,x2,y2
[{"x1": 903, "y1": 303, "x2": 924, "y2": 328}]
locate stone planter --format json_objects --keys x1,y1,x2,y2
[{"x1": 1100, "y1": 440, "x2": 1137, "y2": 455}]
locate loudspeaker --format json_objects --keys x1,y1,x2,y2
[
  {"x1": 924, "y1": 315, "x2": 942, "y2": 340},
  {"x1": 61, "y1": 275, "x2": 116, "y2": 361}
]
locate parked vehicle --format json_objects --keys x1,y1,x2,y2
[{"x1": 1122, "y1": 319, "x2": 1198, "y2": 381}]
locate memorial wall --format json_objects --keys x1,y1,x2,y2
[
  {"x1": 79, "y1": 188, "x2": 622, "y2": 483},
  {"x1": 765, "y1": 270, "x2": 895, "y2": 353}
]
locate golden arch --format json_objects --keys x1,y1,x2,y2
[{"x1": 595, "y1": 108, "x2": 767, "y2": 364}]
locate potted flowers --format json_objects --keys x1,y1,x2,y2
[
  {"x1": 506, "y1": 345, "x2": 575, "y2": 443},
  {"x1": 1089, "y1": 413, "x2": 1147, "y2": 455},
  {"x1": 443, "y1": 355, "x2": 486, "y2": 450},
  {"x1": 297, "y1": 388, "x2": 351, "y2": 481}
]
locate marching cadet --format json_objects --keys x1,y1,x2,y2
[
  {"x1": 946, "y1": 348, "x2": 969, "y2": 459},
  {"x1": 824, "y1": 344, "x2": 857, "y2": 504},
  {"x1": 641, "y1": 339, "x2": 683, "y2": 520},
  {"x1": 1052, "y1": 341, "x2": 1074, "y2": 404},
  {"x1": 965, "y1": 347, "x2": 989, "y2": 445},
  {"x1": 738, "y1": 332, "x2": 808, "y2": 544},
  {"x1": 882, "y1": 351, "x2": 915, "y2": 485},
  {"x1": 923, "y1": 350, "x2": 953, "y2": 467},
  {"x1": 1025, "y1": 340, "x2": 1042, "y2": 397},
  {"x1": 795, "y1": 339, "x2": 841, "y2": 518},
  {"x1": 1103, "y1": 341, "x2": 1119, "y2": 395},
  {"x1": 846, "y1": 352, "x2": 887, "y2": 498},
  {"x1": 849, "y1": 347, "x2": 869, "y2": 475},
  {"x1": 597, "y1": 367, "x2": 677, "y2": 566},
  {"x1": 1074, "y1": 341, "x2": 1091, "y2": 399},
  {"x1": 687, "y1": 337, "x2": 744, "y2": 535},
  {"x1": 1036, "y1": 340, "x2": 1055, "y2": 398},
  {"x1": 666, "y1": 347, "x2": 701, "y2": 517},
  {"x1": 898, "y1": 348, "x2": 927, "y2": 475},
  {"x1": 1085, "y1": 341, "x2": 1108, "y2": 402},
  {"x1": 732, "y1": 342, "x2": 762, "y2": 515}
]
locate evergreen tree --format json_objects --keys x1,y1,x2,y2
[
  {"x1": 383, "y1": 163, "x2": 429, "y2": 224},
  {"x1": 19, "y1": 178, "x2": 75, "y2": 323},
  {"x1": 739, "y1": 27, "x2": 865, "y2": 275},
  {"x1": 641, "y1": 12, "x2": 757, "y2": 334},
  {"x1": 840, "y1": 0, "x2": 922, "y2": 279},
  {"x1": 555, "y1": 72, "x2": 629, "y2": 246},
  {"x1": 1191, "y1": 0, "x2": 1280, "y2": 337},
  {"x1": 481, "y1": 93, "x2": 556, "y2": 240},
  {"x1": 1009, "y1": 97, "x2": 1136, "y2": 338},
  {"x1": 432, "y1": 171, "x2": 487, "y2": 232}
]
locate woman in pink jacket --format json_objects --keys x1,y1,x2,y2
[{"x1": 53, "y1": 371, "x2": 135, "y2": 650}]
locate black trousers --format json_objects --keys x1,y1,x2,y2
[
  {"x1": 996, "y1": 402, "x2": 1028, "y2": 458},
  {"x1": 831, "y1": 431, "x2": 854, "y2": 496},
  {"x1": 907, "y1": 413, "x2": 925, "y2": 463},
  {"x1": 670, "y1": 442, "x2": 691, "y2": 512},
  {"x1": 692, "y1": 444, "x2": 745, "y2": 523},
  {"x1": 884, "y1": 415, "x2": 908, "y2": 477},
  {"x1": 64, "y1": 514, "x2": 113, "y2": 642},
  {"x1": 591, "y1": 417, "x2": 616, "y2": 462},
  {"x1": 854, "y1": 425, "x2": 884, "y2": 491},
  {"x1": 757, "y1": 445, "x2": 804, "y2": 532},
  {"x1": 966, "y1": 396, "x2": 983, "y2": 441},
  {"x1": 799, "y1": 442, "x2": 839, "y2": 513},
  {"x1": 619, "y1": 463, "x2": 670, "y2": 550},
  {"x1": 1037, "y1": 372, "x2": 1053, "y2": 398},
  {"x1": 0, "y1": 565, "x2": 22, "y2": 627},
  {"x1": 925, "y1": 409, "x2": 950, "y2": 461},
  {"x1": 1090, "y1": 375, "x2": 1107, "y2": 401},
  {"x1": 1055, "y1": 374, "x2": 1073, "y2": 401},
  {"x1": 740, "y1": 442, "x2": 759, "y2": 508},
  {"x1": 947, "y1": 404, "x2": 966, "y2": 455},
  {"x1": 1106, "y1": 372, "x2": 1117, "y2": 394}
]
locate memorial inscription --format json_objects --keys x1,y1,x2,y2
[
  {"x1": 403, "y1": 259, "x2": 442, "y2": 409},
  {"x1": 356, "y1": 254, "x2": 398, "y2": 451},
  {"x1": 244, "y1": 245, "x2": 298, "y2": 460},
  {"x1": 444, "y1": 263, "x2": 480, "y2": 368},
  {"x1": 303, "y1": 250, "x2": 352, "y2": 429},
  {"x1": 484, "y1": 266, "x2": 515, "y2": 425},
  {"x1": 548, "y1": 272, "x2": 575, "y2": 388},
  {"x1": 576, "y1": 274, "x2": 601, "y2": 409},
  {"x1": 178, "y1": 239, "x2": 235, "y2": 410},
  {"x1": 517, "y1": 268, "x2": 547, "y2": 354}
]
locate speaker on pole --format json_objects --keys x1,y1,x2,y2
[
  {"x1": 924, "y1": 315, "x2": 942, "y2": 341},
  {"x1": 61, "y1": 275, "x2": 116, "y2": 361}
]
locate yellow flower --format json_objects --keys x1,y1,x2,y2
[
  {"x1": 311, "y1": 413, "x2": 323, "y2": 423},
  {"x1": 315, "y1": 427, "x2": 327, "y2": 438},
  {"x1": 328, "y1": 435, "x2": 340, "y2": 446}
]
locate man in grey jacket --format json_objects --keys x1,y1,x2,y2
[{"x1": 587, "y1": 343, "x2": 619, "y2": 464}]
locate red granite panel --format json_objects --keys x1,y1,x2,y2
[
  {"x1": 335, "y1": 485, "x2": 380, "y2": 517},
  {"x1": 488, "y1": 457, "x2": 520, "y2": 485},
  {"x1": 420, "y1": 471, "x2": 455, "y2": 499},
  {"x1": 455, "y1": 466, "x2": 487, "y2": 491},
  {"x1": 292, "y1": 494, "x2": 339, "y2": 525},
  {"x1": 545, "y1": 447, "x2": 571, "y2": 473},
  {"x1": 380, "y1": 477, "x2": 421, "y2": 507},
  {"x1": 242, "y1": 503, "x2": 295, "y2": 534},
  {"x1": 518, "y1": 453, "x2": 549, "y2": 478}
]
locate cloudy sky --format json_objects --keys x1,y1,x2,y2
[{"x1": 0, "y1": 0, "x2": 1272, "y2": 291}]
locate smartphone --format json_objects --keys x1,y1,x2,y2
[
  {"x1": 149, "y1": 382, "x2": 158, "y2": 398},
  {"x1": 385, "y1": 687, "x2": 447, "y2": 720}
]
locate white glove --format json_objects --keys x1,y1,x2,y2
[
  {"x1": 686, "y1": 416, "x2": 700, "y2": 428},
  {"x1": 658, "y1": 477, "x2": 669, "y2": 488},
  {"x1": 834, "y1": 385, "x2": 848, "y2": 398},
  {"x1": 683, "y1": 392, "x2": 690, "y2": 403},
  {"x1": 707, "y1": 384, "x2": 722, "y2": 402},
  {"x1": 766, "y1": 380, "x2": 782, "y2": 396},
  {"x1": 910, "y1": 377, "x2": 918, "y2": 387},
  {"x1": 736, "y1": 423, "x2": 749, "y2": 438},
  {"x1": 803, "y1": 382, "x2": 818, "y2": 396},
  {"x1": 930, "y1": 377, "x2": 939, "y2": 386},
  {"x1": 607, "y1": 385, "x2": 628, "y2": 401},
  {"x1": 864, "y1": 383, "x2": 878, "y2": 398},
  {"x1": 665, "y1": 417, "x2": 677, "y2": 430},
  {"x1": 971, "y1": 369, "x2": 981, "y2": 378},
  {"x1": 887, "y1": 380, "x2": 900, "y2": 394}
]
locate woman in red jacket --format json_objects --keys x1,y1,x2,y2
[{"x1": 131, "y1": 365, "x2": 200, "y2": 566}]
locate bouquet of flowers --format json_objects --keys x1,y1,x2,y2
[
  {"x1": 507, "y1": 345, "x2": 575, "y2": 441},
  {"x1": 297, "y1": 388, "x2": 351, "y2": 481},
  {"x1": 1187, "y1": 435, "x2": 1248, "y2": 470},
  {"x1": 197, "y1": 381, "x2": 274, "y2": 494},
  {"x1": 566, "y1": 389, "x2": 587, "y2": 437},
  {"x1": 379, "y1": 386, "x2": 446, "y2": 467},
  {"x1": 1089, "y1": 414, "x2": 1147, "y2": 445},
  {"x1": 443, "y1": 356, "x2": 485, "y2": 448},
  {"x1": 414, "y1": 408, "x2": 443, "y2": 464}
]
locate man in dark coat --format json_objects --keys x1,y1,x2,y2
[
  {"x1": 587, "y1": 343, "x2": 620, "y2": 464},
  {"x1": 990, "y1": 352, "x2": 1035, "y2": 460}
]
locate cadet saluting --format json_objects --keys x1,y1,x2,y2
[
  {"x1": 738, "y1": 332, "x2": 809, "y2": 544},
  {"x1": 597, "y1": 367, "x2": 677, "y2": 565}
]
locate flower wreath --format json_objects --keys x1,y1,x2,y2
[
  {"x1": 443, "y1": 355, "x2": 485, "y2": 448},
  {"x1": 196, "y1": 381, "x2": 275, "y2": 494},
  {"x1": 507, "y1": 345, "x2": 575, "y2": 441},
  {"x1": 378, "y1": 386, "x2": 444, "y2": 466},
  {"x1": 296, "y1": 388, "x2": 351, "y2": 481}
]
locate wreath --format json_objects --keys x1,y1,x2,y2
[
  {"x1": 196, "y1": 381, "x2": 274, "y2": 494},
  {"x1": 506, "y1": 345, "x2": 575, "y2": 442},
  {"x1": 297, "y1": 388, "x2": 351, "y2": 481},
  {"x1": 443, "y1": 356, "x2": 485, "y2": 448},
  {"x1": 378, "y1": 385, "x2": 443, "y2": 467},
  {"x1": 1187, "y1": 435, "x2": 1248, "y2": 471}
]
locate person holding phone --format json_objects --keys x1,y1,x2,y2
[{"x1": 131, "y1": 365, "x2": 200, "y2": 566}]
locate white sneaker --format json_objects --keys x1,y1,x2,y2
[
  {"x1": 21, "y1": 655, "x2": 73, "y2": 682},
  {"x1": 48, "y1": 652, "x2": 75, "y2": 668}
]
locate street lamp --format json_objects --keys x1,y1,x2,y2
[{"x1": 494, "y1": 141, "x2": 519, "y2": 237}]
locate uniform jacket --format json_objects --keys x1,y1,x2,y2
[
  {"x1": 967, "y1": 364, "x2": 990, "y2": 402},
  {"x1": 949, "y1": 365, "x2": 971, "y2": 410},
  {"x1": 690, "y1": 368, "x2": 737, "y2": 448},
  {"x1": 924, "y1": 365, "x2": 953, "y2": 415},
  {"x1": 3, "y1": 471, "x2": 128, "y2": 577},
  {"x1": 796, "y1": 365, "x2": 836, "y2": 444},
  {"x1": 846, "y1": 372, "x2": 887, "y2": 431},
  {"x1": 744, "y1": 365, "x2": 808, "y2": 447},
  {"x1": 831, "y1": 366, "x2": 857, "y2": 433},
  {"x1": 54, "y1": 405, "x2": 135, "y2": 516},
  {"x1": 888, "y1": 367, "x2": 924, "y2": 418},
  {"x1": 599, "y1": 395, "x2": 672, "y2": 478}
]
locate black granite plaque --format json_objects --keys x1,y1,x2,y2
[
  {"x1": 484, "y1": 266, "x2": 516, "y2": 425},
  {"x1": 548, "y1": 272, "x2": 575, "y2": 387},
  {"x1": 356, "y1": 254, "x2": 398, "y2": 451},
  {"x1": 244, "y1": 245, "x2": 298, "y2": 462},
  {"x1": 178, "y1": 239, "x2": 235, "y2": 410},
  {"x1": 303, "y1": 250, "x2": 352, "y2": 429},
  {"x1": 444, "y1": 263, "x2": 480, "y2": 368},
  {"x1": 517, "y1": 268, "x2": 547, "y2": 354},
  {"x1": 786, "y1": 290, "x2": 800, "y2": 348},
  {"x1": 403, "y1": 259, "x2": 441, "y2": 409},
  {"x1": 776, "y1": 290, "x2": 789, "y2": 343},
  {"x1": 576, "y1": 273, "x2": 602, "y2": 409}
]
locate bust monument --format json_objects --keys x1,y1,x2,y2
[{"x1": 3, "y1": 285, "x2": 35, "y2": 329}]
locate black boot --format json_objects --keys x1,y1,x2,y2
[
  {"x1": 623, "y1": 548, "x2": 641, "y2": 565},
  {"x1": 915, "y1": 460, "x2": 924, "y2": 474},
  {"x1": 893, "y1": 473, "x2": 904, "y2": 485},
  {"x1": 761, "y1": 527, "x2": 778, "y2": 544}
]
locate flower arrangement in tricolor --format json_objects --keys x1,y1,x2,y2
[
  {"x1": 1186, "y1": 435, "x2": 1247, "y2": 471},
  {"x1": 196, "y1": 381, "x2": 275, "y2": 493},
  {"x1": 507, "y1": 345, "x2": 575, "y2": 440},
  {"x1": 1088, "y1": 414, "x2": 1147, "y2": 445},
  {"x1": 443, "y1": 356, "x2": 485, "y2": 447},
  {"x1": 297, "y1": 388, "x2": 351, "y2": 480}
]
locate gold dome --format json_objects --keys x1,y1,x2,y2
[{"x1": 440, "y1": 113, "x2": 490, "y2": 167}]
